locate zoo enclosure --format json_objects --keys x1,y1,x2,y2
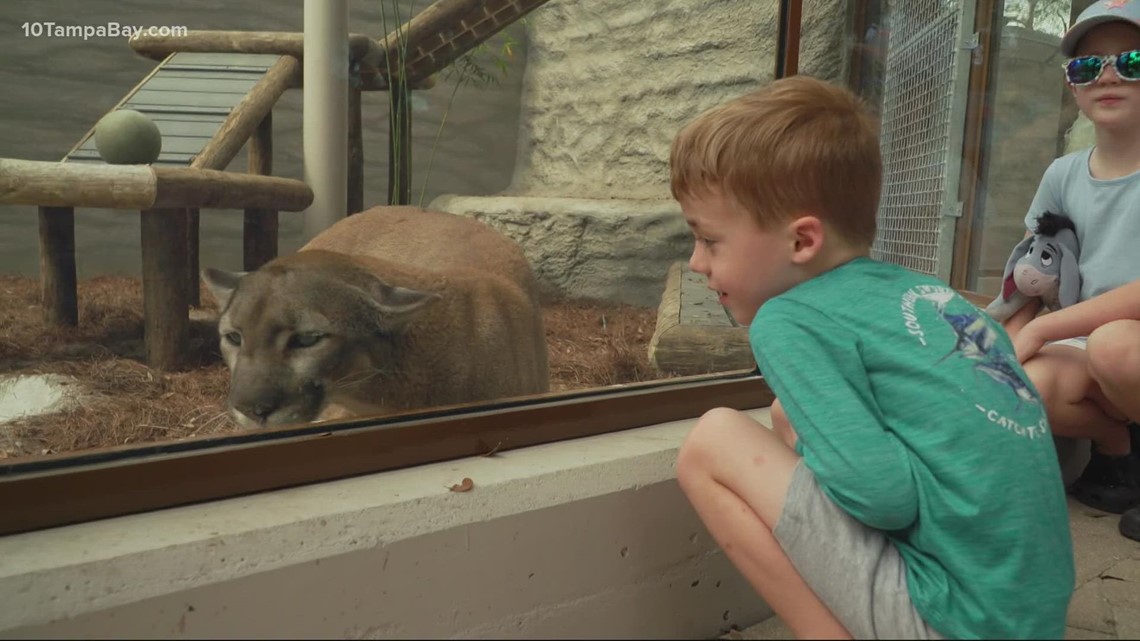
[{"x1": 0, "y1": 0, "x2": 549, "y2": 372}]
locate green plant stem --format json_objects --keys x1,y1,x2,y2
[{"x1": 418, "y1": 77, "x2": 464, "y2": 208}]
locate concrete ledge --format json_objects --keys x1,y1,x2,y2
[
  {"x1": 0, "y1": 410, "x2": 775, "y2": 638},
  {"x1": 429, "y1": 194, "x2": 692, "y2": 308}
]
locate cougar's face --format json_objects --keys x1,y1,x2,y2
[{"x1": 214, "y1": 271, "x2": 381, "y2": 429}]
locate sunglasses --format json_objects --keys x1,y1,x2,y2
[{"x1": 1063, "y1": 50, "x2": 1140, "y2": 86}]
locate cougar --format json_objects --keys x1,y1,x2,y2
[{"x1": 202, "y1": 206, "x2": 550, "y2": 429}]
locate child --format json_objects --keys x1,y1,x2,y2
[
  {"x1": 671, "y1": 76, "x2": 1074, "y2": 639},
  {"x1": 1013, "y1": 278, "x2": 1140, "y2": 538},
  {"x1": 1003, "y1": 0, "x2": 1140, "y2": 523}
]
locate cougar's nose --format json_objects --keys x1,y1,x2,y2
[{"x1": 234, "y1": 397, "x2": 283, "y2": 425}]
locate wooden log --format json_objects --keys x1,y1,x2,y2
[
  {"x1": 37, "y1": 206, "x2": 78, "y2": 327},
  {"x1": 141, "y1": 208, "x2": 190, "y2": 371},
  {"x1": 191, "y1": 55, "x2": 300, "y2": 171},
  {"x1": 348, "y1": 87, "x2": 364, "y2": 215},
  {"x1": 381, "y1": 0, "x2": 550, "y2": 83},
  {"x1": 244, "y1": 113, "x2": 278, "y2": 271},
  {"x1": 129, "y1": 30, "x2": 379, "y2": 64},
  {"x1": 152, "y1": 167, "x2": 312, "y2": 211},
  {"x1": 387, "y1": 82, "x2": 411, "y2": 206},
  {"x1": 1, "y1": 159, "x2": 156, "y2": 209},
  {"x1": 648, "y1": 262, "x2": 755, "y2": 376},
  {"x1": 378, "y1": 0, "x2": 482, "y2": 77},
  {"x1": 2, "y1": 159, "x2": 312, "y2": 211},
  {"x1": 186, "y1": 208, "x2": 200, "y2": 307}
]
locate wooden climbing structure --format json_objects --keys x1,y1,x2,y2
[{"x1": 3, "y1": 0, "x2": 550, "y2": 372}]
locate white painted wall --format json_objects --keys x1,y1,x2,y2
[{"x1": 0, "y1": 411, "x2": 776, "y2": 639}]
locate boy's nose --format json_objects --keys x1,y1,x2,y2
[{"x1": 689, "y1": 247, "x2": 709, "y2": 276}]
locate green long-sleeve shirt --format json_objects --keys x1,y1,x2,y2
[{"x1": 751, "y1": 257, "x2": 1074, "y2": 640}]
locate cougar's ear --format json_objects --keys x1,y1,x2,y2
[
  {"x1": 202, "y1": 268, "x2": 249, "y2": 311},
  {"x1": 362, "y1": 278, "x2": 442, "y2": 331}
]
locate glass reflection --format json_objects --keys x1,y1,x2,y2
[{"x1": 0, "y1": 0, "x2": 791, "y2": 461}]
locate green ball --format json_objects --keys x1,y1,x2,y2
[{"x1": 93, "y1": 109, "x2": 162, "y2": 165}]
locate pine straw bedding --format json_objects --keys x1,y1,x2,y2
[{"x1": 0, "y1": 276, "x2": 669, "y2": 459}]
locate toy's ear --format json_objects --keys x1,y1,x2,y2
[
  {"x1": 999, "y1": 235, "x2": 1034, "y2": 301},
  {"x1": 1055, "y1": 228, "x2": 1082, "y2": 307}
]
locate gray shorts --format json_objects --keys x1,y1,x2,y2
[{"x1": 773, "y1": 461, "x2": 944, "y2": 639}]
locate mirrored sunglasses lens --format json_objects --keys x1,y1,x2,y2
[
  {"x1": 1117, "y1": 50, "x2": 1140, "y2": 79},
  {"x1": 1067, "y1": 57, "x2": 1102, "y2": 84}
]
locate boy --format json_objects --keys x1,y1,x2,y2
[
  {"x1": 671, "y1": 76, "x2": 1074, "y2": 639},
  {"x1": 1003, "y1": 0, "x2": 1140, "y2": 525}
]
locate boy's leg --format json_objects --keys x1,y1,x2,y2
[
  {"x1": 1087, "y1": 320, "x2": 1140, "y2": 423},
  {"x1": 678, "y1": 407, "x2": 941, "y2": 639},
  {"x1": 1024, "y1": 340, "x2": 1140, "y2": 512},
  {"x1": 1087, "y1": 320, "x2": 1140, "y2": 539},
  {"x1": 675, "y1": 407, "x2": 851, "y2": 639},
  {"x1": 1023, "y1": 344, "x2": 1131, "y2": 454}
]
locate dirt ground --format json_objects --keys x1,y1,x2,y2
[{"x1": 0, "y1": 276, "x2": 669, "y2": 460}]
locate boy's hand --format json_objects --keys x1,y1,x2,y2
[
  {"x1": 1001, "y1": 297, "x2": 1043, "y2": 340},
  {"x1": 770, "y1": 398, "x2": 798, "y2": 449},
  {"x1": 1013, "y1": 320, "x2": 1047, "y2": 363}
]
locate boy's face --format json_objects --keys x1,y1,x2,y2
[
  {"x1": 682, "y1": 190, "x2": 803, "y2": 326},
  {"x1": 1070, "y1": 22, "x2": 1140, "y2": 130}
]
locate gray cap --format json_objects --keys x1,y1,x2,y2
[{"x1": 1061, "y1": 0, "x2": 1140, "y2": 56}]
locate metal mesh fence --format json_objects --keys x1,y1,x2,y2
[{"x1": 872, "y1": 0, "x2": 965, "y2": 277}]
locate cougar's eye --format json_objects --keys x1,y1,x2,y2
[
  {"x1": 223, "y1": 331, "x2": 242, "y2": 346},
  {"x1": 289, "y1": 332, "x2": 325, "y2": 349}
]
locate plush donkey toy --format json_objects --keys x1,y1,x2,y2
[{"x1": 985, "y1": 212, "x2": 1081, "y2": 323}]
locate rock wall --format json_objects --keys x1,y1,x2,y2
[{"x1": 434, "y1": 0, "x2": 847, "y2": 306}]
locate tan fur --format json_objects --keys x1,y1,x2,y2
[{"x1": 203, "y1": 206, "x2": 549, "y2": 428}]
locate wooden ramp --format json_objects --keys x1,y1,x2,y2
[
  {"x1": 40, "y1": 51, "x2": 294, "y2": 371},
  {"x1": 63, "y1": 52, "x2": 283, "y2": 167}
]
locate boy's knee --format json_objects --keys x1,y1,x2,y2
[
  {"x1": 677, "y1": 407, "x2": 748, "y2": 478},
  {"x1": 1088, "y1": 320, "x2": 1140, "y2": 387}
]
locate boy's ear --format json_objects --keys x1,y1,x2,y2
[{"x1": 788, "y1": 215, "x2": 825, "y2": 264}]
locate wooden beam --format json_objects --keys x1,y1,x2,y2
[
  {"x1": 1, "y1": 160, "x2": 157, "y2": 209},
  {"x1": 244, "y1": 113, "x2": 278, "y2": 271},
  {"x1": 348, "y1": 87, "x2": 364, "y2": 215},
  {"x1": 776, "y1": 0, "x2": 803, "y2": 78},
  {"x1": 152, "y1": 167, "x2": 312, "y2": 211},
  {"x1": 37, "y1": 206, "x2": 78, "y2": 327},
  {"x1": 950, "y1": 0, "x2": 999, "y2": 289},
  {"x1": 187, "y1": 208, "x2": 201, "y2": 307},
  {"x1": 190, "y1": 55, "x2": 300, "y2": 171},
  {"x1": 129, "y1": 30, "x2": 379, "y2": 65},
  {"x1": 141, "y1": 208, "x2": 190, "y2": 371},
  {"x1": 380, "y1": 0, "x2": 550, "y2": 83},
  {"x1": 1, "y1": 159, "x2": 313, "y2": 211}
]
